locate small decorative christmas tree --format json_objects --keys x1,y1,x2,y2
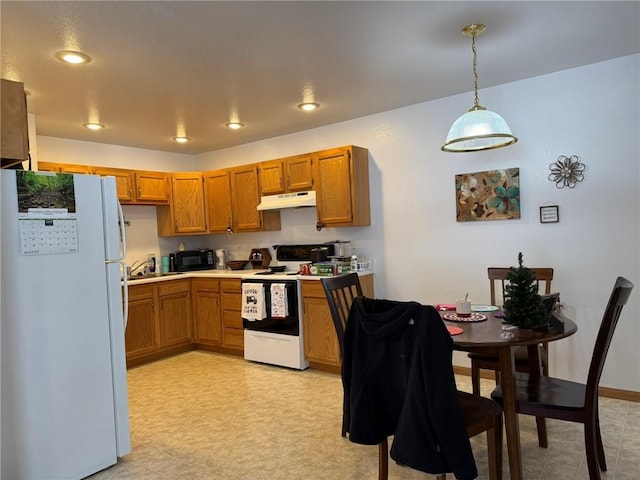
[{"x1": 503, "y1": 252, "x2": 548, "y2": 329}]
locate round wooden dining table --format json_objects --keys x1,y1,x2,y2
[{"x1": 441, "y1": 310, "x2": 578, "y2": 480}]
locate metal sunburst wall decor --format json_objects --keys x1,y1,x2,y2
[{"x1": 548, "y1": 155, "x2": 587, "y2": 189}]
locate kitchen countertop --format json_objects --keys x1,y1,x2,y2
[{"x1": 123, "y1": 269, "x2": 374, "y2": 285}]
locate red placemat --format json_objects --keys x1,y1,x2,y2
[
  {"x1": 442, "y1": 312, "x2": 488, "y2": 323},
  {"x1": 447, "y1": 326, "x2": 464, "y2": 336},
  {"x1": 436, "y1": 304, "x2": 456, "y2": 311}
]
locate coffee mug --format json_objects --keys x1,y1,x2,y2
[{"x1": 456, "y1": 299, "x2": 472, "y2": 317}]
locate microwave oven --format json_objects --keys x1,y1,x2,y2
[{"x1": 175, "y1": 249, "x2": 215, "y2": 272}]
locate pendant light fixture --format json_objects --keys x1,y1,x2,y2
[{"x1": 441, "y1": 24, "x2": 517, "y2": 153}]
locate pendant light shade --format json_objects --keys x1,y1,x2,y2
[{"x1": 442, "y1": 24, "x2": 517, "y2": 153}]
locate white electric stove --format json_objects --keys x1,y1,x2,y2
[{"x1": 240, "y1": 244, "x2": 335, "y2": 370}]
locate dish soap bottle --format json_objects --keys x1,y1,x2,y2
[
  {"x1": 350, "y1": 255, "x2": 358, "y2": 273},
  {"x1": 147, "y1": 253, "x2": 156, "y2": 274}
]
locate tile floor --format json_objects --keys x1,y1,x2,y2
[{"x1": 89, "y1": 351, "x2": 639, "y2": 480}]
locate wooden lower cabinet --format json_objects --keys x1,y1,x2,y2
[
  {"x1": 125, "y1": 284, "x2": 159, "y2": 363},
  {"x1": 301, "y1": 274, "x2": 374, "y2": 372},
  {"x1": 158, "y1": 280, "x2": 192, "y2": 348},
  {"x1": 125, "y1": 280, "x2": 193, "y2": 367},
  {"x1": 192, "y1": 278, "x2": 222, "y2": 345}
]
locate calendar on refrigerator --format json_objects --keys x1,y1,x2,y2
[{"x1": 16, "y1": 171, "x2": 79, "y2": 255}]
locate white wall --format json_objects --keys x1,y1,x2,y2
[{"x1": 36, "y1": 55, "x2": 640, "y2": 391}]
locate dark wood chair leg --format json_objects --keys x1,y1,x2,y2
[
  {"x1": 378, "y1": 437, "x2": 388, "y2": 480},
  {"x1": 486, "y1": 414, "x2": 503, "y2": 480},
  {"x1": 595, "y1": 408, "x2": 607, "y2": 471},
  {"x1": 535, "y1": 417, "x2": 548, "y2": 448},
  {"x1": 471, "y1": 360, "x2": 481, "y2": 395},
  {"x1": 584, "y1": 419, "x2": 603, "y2": 480}
]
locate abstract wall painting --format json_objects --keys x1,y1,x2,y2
[{"x1": 455, "y1": 168, "x2": 520, "y2": 222}]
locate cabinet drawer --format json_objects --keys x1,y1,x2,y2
[
  {"x1": 301, "y1": 280, "x2": 325, "y2": 298},
  {"x1": 223, "y1": 327, "x2": 244, "y2": 348},
  {"x1": 191, "y1": 278, "x2": 219, "y2": 292},
  {"x1": 220, "y1": 279, "x2": 241, "y2": 293},
  {"x1": 158, "y1": 279, "x2": 190, "y2": 295},
  {"x1": 222, "y1": 293, "x2": 242, "y2": 311},
  {"x1": 222, "y1": 309, "x2": 243, "y2": 329},
  {"x1": 127, "y1": 284, "x2": 155, "y2": 300}
]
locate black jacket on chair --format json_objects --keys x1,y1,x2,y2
[{"x1": 342, "y1": 297, "x2": 477, "y2": 480}]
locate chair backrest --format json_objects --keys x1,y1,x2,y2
[
  {"x1": 488, "y1": 267, "x2": 554, "y2": 305},
  {"x1": 321, "y1": 273, "x2": 363, "y2": 358},
  {"x1": 585, "y1": 276, "x2": 634, "y2": 410}
]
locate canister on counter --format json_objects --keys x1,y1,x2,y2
[
  {"x1": 160, "y1": 256, "x2": 170, "y2": 274},
  {"x1": 169, "y1": 253, "x2": 176, "y2": 272}
]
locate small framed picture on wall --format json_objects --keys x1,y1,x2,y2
[{"x1": 540, "y1": 205, "x2": 559, "y2": 223}]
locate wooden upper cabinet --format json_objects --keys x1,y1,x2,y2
[
  {"x1": 205, "y1": 169, "x2": 233, "y2": 234},
  {"x1": 38, "y1": 161, "x2": 94, "y2": 174},
  {"x1": 135, "y1": 171, "x2": 169, "y2": 204},
  {"x1": 59, "y1": 164, "x2": 94, "y2": 174},
  {"x1": 170, "y1": 172, "x2": 208, "y2": 234},
  {"x1": 230, "y1": 165, "x2": 263, "y2": 231},
  {"x1": 258, "y1": 154, "x2": 313, "y2": 195},
  {"x1": 93, "y1": 167, "x2": 135, "y2": 202},
  {"x1": 258, "y1": 160, "x2": 285, "y2": 195},
  {"x1": 157, "y1": 172, "x2": 208, "y2": 236},
  {"x1": 285, "y1": 154, "x2": 314, "y2": 192},
  {"x1": 1, "y1": 79, "x2": 29, "y2": 167},
  {"x1": 314, "y1": 146, "x2": 370, "y2": 228}
]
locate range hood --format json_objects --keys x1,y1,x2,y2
[{"x1": 257, "y1": 190, "x2": 317, "y2": 211}]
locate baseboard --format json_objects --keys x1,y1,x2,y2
[{"x1": 453, "y1": 365, "x2": 639, "y2": 402}]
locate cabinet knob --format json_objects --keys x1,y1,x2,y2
[{"x1": 316, "y1": 219, "x2": 325, "y2": 231}]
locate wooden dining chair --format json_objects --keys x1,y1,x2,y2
[
  {"x1": 469, "y1": 267, "x2": 555, "y2": 395},
  {"x1": 321, "y1": 274, "x2": 392, "y2": 479},
  {"x1": 468, "y1": 267, "x2": 554, "y2": 448},
  {"x1": 322, "y1": 276, "x2": 503, "y2": 480},
  {"x1": 490, "y1": 276, "x2": 633, "y2": 480}
]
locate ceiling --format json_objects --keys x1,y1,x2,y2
[{"x1": 2, "y1": 1, "x2": 639, "y2": 155}]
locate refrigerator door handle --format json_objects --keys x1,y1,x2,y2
[{"x1": 116, "y1": 200, "x2": 129, "y2": 329}]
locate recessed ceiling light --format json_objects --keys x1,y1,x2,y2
[
  {"x1": 297, "y1": 102, "x2": 320, "y2": 112},
  {"x1": 173, "y1": 136, "x2": 191, "y2": 143},
  {"x1": 225, "y1": 122, "x2": 244, "y2": 130},
  {"x1": 55, "y1": 50, "x2": 92, "y2": 64},
  {"x1": 83, "y1": 122, "x2": 105, "y2": 130}
]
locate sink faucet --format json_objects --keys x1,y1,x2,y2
[{"x1": 128, "y1": 260, "x2": 149, "y2": 277}]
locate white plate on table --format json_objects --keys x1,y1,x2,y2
[{"x1": 471, "y1": 305, "x2": 499, "y2": 312}]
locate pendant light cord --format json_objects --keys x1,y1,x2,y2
[{"x1": 472, "y1": 33, "x2": 480, "y2": 109}]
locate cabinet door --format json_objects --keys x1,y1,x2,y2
[
  {"x1": 192, "y1": 279, "x2": 222, "y2": 345},
  {"x1": 286, "y1": 154, "x2": 314, "y2": 192},
  {"x1": 135, "y1": 171, "x2": 169, "y2": 204},
  {"x1": 59, "y1": 164, "x2": 94, "y2": 174},
  {"x1": 170, "y1": 172, "x2": 207, "y2": 234},
  {"x1": 36, "y1": 161, "x2": 62, "y2": 172},
  {"x1": 159, "y1": 291, "x2": 192, "y2": 348},
  {"x1": 205, "y1": 170, "x2": 233, "y2": 234},
  {"x1": 94, "y1": 167, "x2": 135, "y2": 203},
  {"x1": 314, "y1": 147, "x2": 354, "y2": 225},
  {"x1": 230, "y1": 165, "x2": 262, "y2": 231},
  {"x1": 314, "y1": 146, "x2": 370, "y2": 228},
  {"x1": 0, "y1": 79, "x2": 29, "y2": 165},
  {"x1": 302, "y1": 296, "x2": 341, "y2": 367},
  {"x1": 125, "y1": 286, "x2": 159, "y2": 361},
  {"x1": 259, "y1": 160, "x2": 285, "y2": 195},
  {"x1": 38, "y1": 162, "x2": 94, "y2": 174}
]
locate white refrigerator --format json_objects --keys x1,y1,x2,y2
[{"x1": 1, "y1": 170, "x2": 131, "y2": 479}]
